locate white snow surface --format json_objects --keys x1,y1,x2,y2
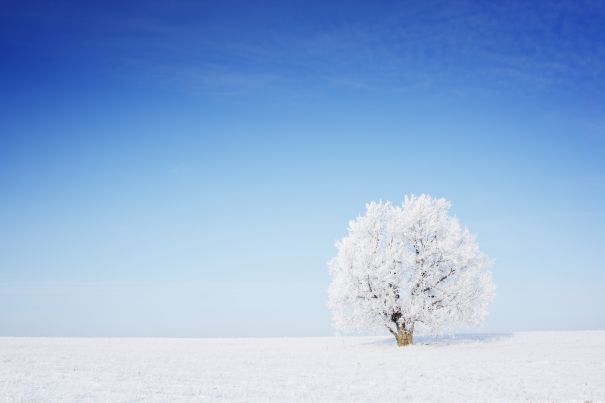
[{"x1": 1, "y1": 331, "x2": 604, "y2": 402}]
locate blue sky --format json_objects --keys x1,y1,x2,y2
[{"x1": 1, "y1": 0, "x2": 604, "y2": 336}]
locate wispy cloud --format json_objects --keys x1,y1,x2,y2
[{"x1": 4, "y1": 0, "x2": 604, "y2": 97}]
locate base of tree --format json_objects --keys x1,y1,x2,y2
[{"x1": 396, "y1": 329, "x2": 413, "y2": 347}]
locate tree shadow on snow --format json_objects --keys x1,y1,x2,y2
[
  {"x1": 365, "y1": 333, "x2": 513, "y2": 346},
  {"x1": 415, "y1": 333, "x2": 513, "y2": 345}
]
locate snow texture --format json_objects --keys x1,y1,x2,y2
[
  {"x1": 328, "y1": 195, "x2": 495, "y2": 337},
  {"x1": 1, "y1": 331, "x2": 604, "y2": 402}
]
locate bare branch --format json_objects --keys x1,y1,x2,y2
[{"x1": 385, "y1": 324, "x2": 397, "y2": 336}]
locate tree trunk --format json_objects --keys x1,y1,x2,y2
[{"x1": 395, "y1": 324, "x2": 413, "y2": 347}]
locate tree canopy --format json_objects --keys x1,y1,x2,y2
[{"x1": 328, "y1": 194, "x2": 495, "y2": 345}]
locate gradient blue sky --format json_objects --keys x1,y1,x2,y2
[{"x1": 1, "y1": 0, "x2": 604, "y2": 336}]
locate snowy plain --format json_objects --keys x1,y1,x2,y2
[{"x1": 1, "y1": 331, "x2": 604, "y2": 402}]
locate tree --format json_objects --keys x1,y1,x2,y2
[{"x1": 327, "y1": 194, "x2": 495, "y2": 346}]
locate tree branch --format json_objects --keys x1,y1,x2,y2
[
  {"x1": 367, "y1": 275, "x2": 378, "y2": 299},
  {"x1": 421, "y1": 267, "x2": 455, "y2": 293}
]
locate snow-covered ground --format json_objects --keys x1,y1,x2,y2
[{"x1": 1, "y1": 331, "x2": 603, "y2": 402}]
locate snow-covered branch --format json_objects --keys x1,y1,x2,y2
[{"x1": 327, "y1": 194, "x2": 495, "y2": 341}]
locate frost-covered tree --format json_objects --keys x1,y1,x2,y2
[{"x1": 328, "y1": 194, "x2": 495, "y2": 346}]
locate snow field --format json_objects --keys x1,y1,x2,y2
[{"x1": 1, "y1": 331, "x2": 604, "y2": 402}]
